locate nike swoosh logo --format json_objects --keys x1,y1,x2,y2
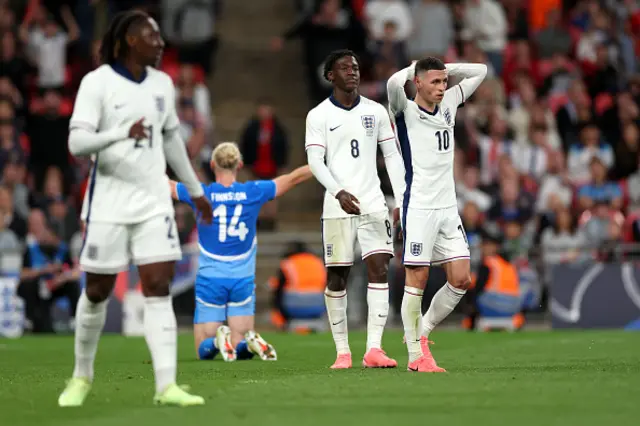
[
  {"x1": 115, "y1": 104, "x2": 126, "y2": 109},
  {"x1": 332, "y1": 319, "x2": 345, "y2": 326},
  {"x1": 408, "y1": 366, "x2": 418, "y2": 371},
  {"x1": 377, "y1": 314, "x2": 387, "y2": 318},
  {"x1": 386, "y1": 240, "x2": 393, "y2": 245},
  {"x1": 419, "y1": 115, "x2": 427, "y2": 120},
  {"x1": 330, "y1": 125, "x2": 342, "y2": 131}
]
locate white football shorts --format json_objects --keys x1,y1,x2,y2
[
  {"x1": 79, "y1": 214, "x2": 182, "y2": 274},
  {"x1": 402, "y1": 205, "x2": 470, "y2": 266},
  {"x1": 321, "y1": 210, "x2": 394, "y2": 266}
]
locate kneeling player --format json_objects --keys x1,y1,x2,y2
[{"x1": 171, "y1": 142, "x2": 312, "y2": 361}]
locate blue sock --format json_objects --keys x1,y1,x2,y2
[
  {"x1": 198, "y1": 338, "x2": 219, "y2": 360},
  {"x1": 236, "y1": 340, "x2": 254, "y2": 360}
]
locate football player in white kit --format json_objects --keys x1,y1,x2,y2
[
  {"x1": 306, "y1": 50, "x2": 406, "y2": 369},
  {"x1": 387, "y1": 57, "x2": 487, "y2": 372},
  {"x1": 58, "y1": 11, "x2": 212, "y2": 407}
]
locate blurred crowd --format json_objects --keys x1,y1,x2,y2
[
  {"x1": 279, "y1": 0, "x2": 640, "y2": 272},
  {"x1": 0, "y1": 0, "x2": 219, "y2": 332}
]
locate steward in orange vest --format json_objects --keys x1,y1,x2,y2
[{"x1": 269, "y1": 241, "x2": 327, "y2": 331}]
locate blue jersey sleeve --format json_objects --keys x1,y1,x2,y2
[
  {"x1": 176, "y1": 182, "x2": 203, "y2": 209},
  {"x1": 255, "y1": 180, "x2": 277, "y2": 204}
]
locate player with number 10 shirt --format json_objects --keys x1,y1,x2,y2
[{"x1": 305, "y1": 50, "x2": 406, "y2": 369}]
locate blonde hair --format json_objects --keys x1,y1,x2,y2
[{"x1": 211, "y1": 142, "x2": 242, "y2": 171}]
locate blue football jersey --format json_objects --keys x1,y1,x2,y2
[{"x1": 176, "y1": 180, "x2": 276, "y2": 279}]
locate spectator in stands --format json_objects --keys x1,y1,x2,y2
[
  {"x1": 177, "y1": 96, "x2": 207, "y2": 160},
  {"x1": 456, "y1": 166, "x2": 491, "y2": 213},
  {"x1": 556, "y1": 79, "x2": 593, "y2": 151},
  {"x1": 535, "y1": 9, "x2": 573, "y2": 59},
  {"x1": 599, "y1": 217, "x2": 624, "y2": 261},
  {"x1": 567, "y1": 123, "x2": 614, "y2": 185},
  {"x1": 600, "y1": 91, "x2": 639, "y2": 147},
  {"x1": 487, "y1": 179, "x2": 534, "y2": 224},
  {"x1": 0, "y1": 31, "x2": 31, "y2": 99},
  {"x1": 161, "y1": 0, "x2": 219, "y2": 74},
  {"x1": 502, "y1": 218, "x2": 533, "y2": 262},
  {"x1": 407, "y1": 0, "x2": 453, "y2": 60},
  {"x1": 0, "y1": 184, "x2": 25, "y2": 243},
  {"x1": 271, "y1": 0, "x2": 367, "y2": 104},
  {"x1": 477, "y1": 116, "x2": 513, "y2": 186},
  {"x1": 26, "y1": 89, "x2": 71, "y2": 189},
  {"x1": 511, "y1": 126, "x2": 550, "y2": 181},
  {"x1": 541, "y1": 207, "x2": 587, "y2": 265},
  {"x1": 579, "y1": 201, "x2": 625, "y2": 248},
  {"x1": 0, "y1": 77, "x2": 24, "y2": 114},
  {"x1": 22, "y1": 6, "x2": 79, "y2": 91},
  {"x1": 240, "y1": 98, "x2": 289, "y2": 230},
  {"x1": 627, "y1": 155, "x2": 640, "y2": 212},
  {"x1": 586, "y1": 43, "x2": 619, "y2": 99},
  {"x1": 536, "y1": 150, "x2": 573, "y2": 216},
  {"x1": 0, "y1": 152, "x2": 29, "y2": 221},
  {"x1": 578, "y1": 156, "x2": 623, "y2": 211},
  {"x1": 18, "y1": 209, "x2": 79, "y2": 333},
  {"x1": 461, "y1": 0, "x2": 507, "y2": 75},
  {"x1": 612, "y1": 121, "x2": 640, "y2": 180},
  {"x1": 38, "y1": 166, "x2": 78, "y2": 243},
  {"x1": 369, "y1": 20, "x2": 408, "y2": 71},
  {"x1": 364, "y1": 0, "x2": 412, "y2": 42},
  {"x1": 176, "y1": 64, "x2": 212, "y2": 133}
]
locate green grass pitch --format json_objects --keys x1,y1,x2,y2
[{"x1": 1, "y1": 330, "x2": 639, "y2": 426}]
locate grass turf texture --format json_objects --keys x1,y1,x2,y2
[{"x1": 1, "y1": 330, "x2": 639, "y2": 426}]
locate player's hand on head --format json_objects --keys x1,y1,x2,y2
[
  {"x1": 335, "y1": 190, "x2": 361, "y2": 215},
  {"x1": 128, "y1": 118, "x2": 147, "y2": 140},
  {"x1": 192, "y1": 196, "x2": 213, "y2": 224}
]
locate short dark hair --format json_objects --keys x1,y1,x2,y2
[
  {"x1": 415, "y1": 57, "x2": 446, "y2": 74},
  {"x1": 323, "y1": 49, "x2": 360, "y2": 82},
  {"x1": 99, "y1": 10, "x2": 149, "y2": 65}
]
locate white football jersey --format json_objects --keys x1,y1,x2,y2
[
  {"x1": 392, "y1": 86, "x2": 463, "y2": 210},
  {"x1": 70, "y1": 64, "x2": 178, "y2": 224},
  {"x1": 305, "y1": 95, "x2": 396, "y2": 219}
]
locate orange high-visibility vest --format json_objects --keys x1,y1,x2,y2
[
  {"x1": 484, "y1": 255, "x2": 519, "y2": 296},
  {"x1": 278, "y1": 253, "x2": 326, "y2": 293}
]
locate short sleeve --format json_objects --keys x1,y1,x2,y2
[
  {"x1": 163, "y1": 82, "x2": 180, "y2": 133},
  {"x1": 305, "y1": 110, "x2": 325, "y2": 150},
  {"x1": 377, "y1": 105, "x2": 395, "y2": 144},
  {"x1": 256, "y1": 180, "x2": 277, "y2": 204},
  {"x1": 577, "y1": 185, "x2": 590, "y2": 199},
  {"x1": 176, "y1": 182, "x2": 198, "y2": 208},
  {"x1": 70, "y1": 73, "x2": 102, "y2": 132}
]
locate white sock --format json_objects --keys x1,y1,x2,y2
[
  {"x1": 422, "y1": 282, "x2": 466, "y2": 338},
  {"x1": 366, "y1": 283, "x2": 389, "y2": 352},
  {"x1": 325, "y1": 289, "x2": 350, "y2": 355},
  {"x1": 143, "y1": 296, "x2": 177, "y2": 394},
  {"x1": 72, "y1": 291, "x2": 107, "y2": 380},
  {"x1": 401, "y1": 286, "x2": 424, "y2": 363}
]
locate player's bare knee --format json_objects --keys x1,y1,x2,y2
[
  {"x1": 450, "y1": 274, "x2": 471, "y2": 291},
  {"x1": 326, "y1": 266, "x2": 349, "y2": 292},
  {"x1": 365, "y1": 255, "x2": 389, "y2": 283},
  {"x1": 141, "y1": 278, "x2": 170, "y2": 297},
  {"x1": 84, "y1": 273, "x2": 115, "y2": 303}
]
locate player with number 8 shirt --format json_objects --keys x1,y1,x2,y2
[
  {"x1": 386, "y1": 57, "x2": 487, "y2": 372},
  {"x1": 305, "y1": 50, "x2": 406, "y2": 369}
]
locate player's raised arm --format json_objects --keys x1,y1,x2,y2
[
  {"x1": 68, "y1": 74, "x2": 134, "y2": 157},
  {"x1": 273, "y1": 165, "x2": 313, "y2": 198},
  {"x1": 304, "y1": 111, "x2": 343, "y2": 198},
  {"x1": 386, "y1": 61, "x2": 416, "y2": 116},
  {"x1": 445, "y1": 63, "x2": 488, "y2": 106},
  {"x1": 377, "y1": 107, "x2": 406, "y2": 210}
]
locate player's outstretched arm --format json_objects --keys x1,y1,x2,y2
[
  {"x1": 273, "y1": 165, "x2": 313, "y2": 198},
  {"x1": 445, "y1": 63, "x2": 488, "y2": 105},
  {"x1": 386, "y1": 61, "x2": 416, "y2": 116}
]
